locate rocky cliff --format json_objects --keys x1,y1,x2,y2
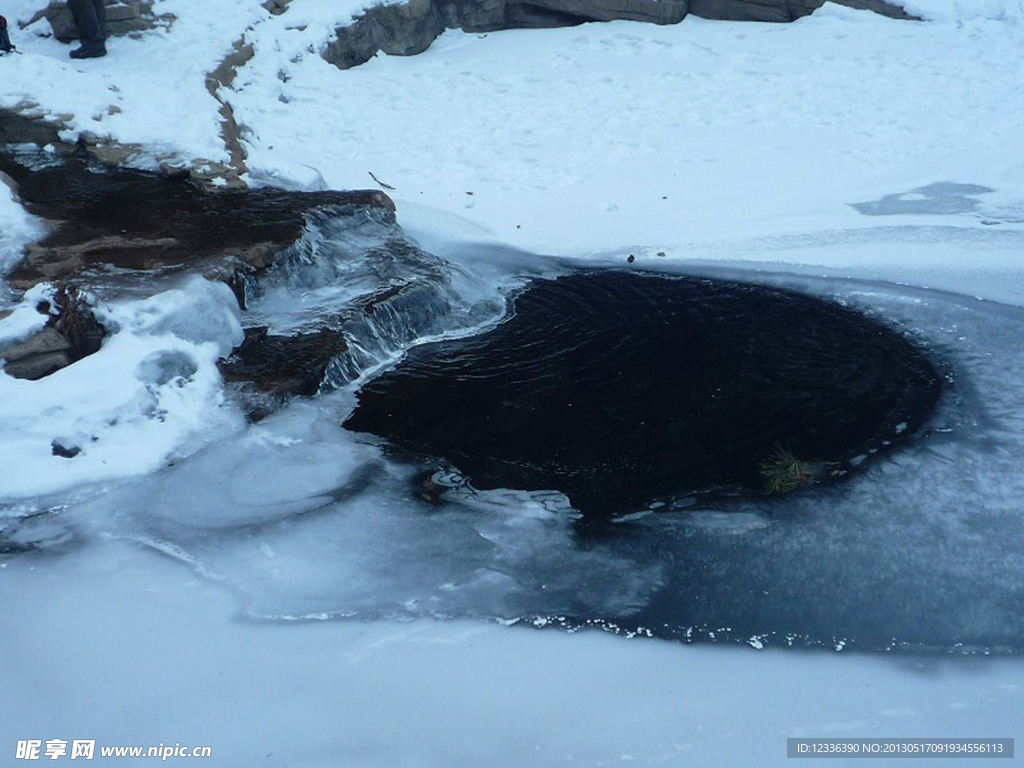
[{"x1": 323, "y1": 0, "x2": 913, "y2": 69}]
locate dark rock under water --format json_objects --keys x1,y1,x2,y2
[
  {"x1": 346, "y1": 271, "x2": 942, "y2": 517},
  {"x1": 0, "y1": 152, "x2": 393, "y2": 291},
  {"x1": 220, "y1": 326, "x2": 349, "y2": 410}
]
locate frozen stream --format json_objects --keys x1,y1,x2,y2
[
  {"x1": 3, "y1": 2, "x2": 1024, "y2": 762},
  {"x1": 2, "y1": 208, "x2": 1020, "y2": 656}
]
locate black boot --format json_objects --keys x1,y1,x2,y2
[
  {"x1": 70, "y1": 45, "x2": 106, "y2": 58},
  {"x1": 68, "y1": 0, "x2": 106, "y2": 58}
]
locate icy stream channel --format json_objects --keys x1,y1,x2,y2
[{"x1": 2, "y1": 208, "x2": 1021, "y2": 655}]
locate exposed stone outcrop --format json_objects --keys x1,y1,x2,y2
[
  {"x1": 324, "y1": 0, "x2": 687, "y2": 68},
  {"x1": 0, "y1": 285, "x2": 106, "y2": 380},
  {"x1": 322, "y1": 0, "x2": 913, "y2": 69},
  {"x1": 262, "y1": 0, "x2": 294, "y2": 15},
  {"x1": 0, "y1": 155, "x2": 424, "y2": 411},
  {"x1": 0, "y1": 151, "x2": 395, "y2": 293},
  {"x1": 37, "y1": 0, "x2": 164, "y2": 42},
  {"x1": 525, "y1": 0, "x2": 690, "y2": 23},
  {"x1": 0, "y1": 104, "x2": 242, "y2": 190},
  {"x1": 688, "y1": 0, "x2": 915, "y2": 21},
  {"x1": 0, "y1": 327, "x2": 75, "y2": 380}
]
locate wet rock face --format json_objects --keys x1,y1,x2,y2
[
  {"x1": 220, "y1": 326, "x2": 349, "y2": 407},
  {"x1": 346, "y1": 271, "x2": 942, "y2": 517},
  {"x1": 0, "y1": 153, "x2": 394, "y2": 291},
  {"x1": 0, "y1": 111, "x2": 64, "y2": 148},
  {"x1": 1, "y1": 153, "x2": 474, "y2": 416}
]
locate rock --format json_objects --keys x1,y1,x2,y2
[
  {"x1": 43, "y1": 0, "x2": 160, "y2": 43},
  {"x1": 0, "y1": 327, "x2": 72, "y2": 360},
  {"x1": 3, "y1": 352, "x2": 73, "y2": 379},
  {"x1": 0, "y1": 282, "x2": 107, "y2": 380},
  {"x1": 0, "y1": 170, "x2": 18, "y2": 199},
  {"x1": 0, "y1": 152, "x2": 395, "y2": 290},
  {"x1": 0, "y1": 327, "x2": 73, "y2": 380},
  {"x1": 1, "y1": 107, "x2": 241, "y2": 189},
  {"x1": 325, "y1": 0, "x2": 445, "y2": 68},
  {"x1": 523, "y1": 0, "x2": 686, "y2": 24},
  {"x1": 205, "y1": 39, "x2": 256, "y2": 184},
  {"x1": 1, "y1": 283, "x2": 107, "y2": 380},
  {"x1": 322, "y1": 0, "x2": 915, "y2": 68},
  {"x1": 688, "y1": 0, "x2": 789, "y2": 21},
  {"x1": 688, "y1": 0, "x2": 915, "y2": 21},
  {"x1": 220, "y1": 326, "x2": 350, "y2": 403},
  {"x1": 51, "y1": 441, "x2": 81, "y2": 459},
  {"x1": 76, "y1": 132, "x2": 143, "y2": 166},
  {"x1": 262, "y1": 0, "x2": 293, "y2": 14},
  {"x1": 0, "y1": 108, "x2": 64, "y2": 147},
  {"x1": 324, "y1": 0, "x2": 686, "y2": 69}
]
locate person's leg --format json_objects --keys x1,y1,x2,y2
[
  {"x1": 68, "y1": 0, "x2": 106, "y2": 54},
  {"x1": 93, "y1": 0, "x2": 106, "y2": 42}
]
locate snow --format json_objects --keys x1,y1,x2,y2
[
  {"x1": 0, "y1": 175, "x2": 43, "y2": 281},
  {"x1": 4, "y1": 1, "x2": 1022, "y2": 289},
  {"x1": 900, "y1": 0, "x2": 1024, "y2": 22},
  {"x1": 225, "y1": 2, "x2": 1024, "y2": 302},
  {"x1": 2, "y1": 0, "x2": 1024, "y2": 764},
  {"x1": 0, "y1": 276, "x2": 244, "y2": 499},
  {"x1": 2, "y1": 0, "x2": 273, "y2": 165},
  {"x1": 0, "y1": 283, "x2": 51, "y2": 345}
]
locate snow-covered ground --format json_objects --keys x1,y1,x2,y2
[
  {"x1": 2, "y1": 0, "x2": 268, "y2": 164},
  {"x1": 2, "y1": 0, "x2": 1024, "y2": 765}
]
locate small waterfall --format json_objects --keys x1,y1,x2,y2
[{"x1": 243, "y1": 205, "x2": 506, "y2": 389}]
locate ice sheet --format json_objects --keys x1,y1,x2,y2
[{"x1": 1, "y1": 540, "x2": 1022, "y2": 767}]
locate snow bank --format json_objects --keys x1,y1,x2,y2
[
  {"x1": 899, "y1": 0, "x2": 1024, "y2": 22},
  {"x1": 0, "y1": 178, "x2": 43, "y2": 281},
  {"x1": 0, "y1": 283, "x2": 52, "y2": 345},
  {"x1": 0, "y1": 277, "x2": 244, "y2": 500},
  {"x1": 228, "y1": 0, "x2": 393, "y2": 190},
  {"x1": 5, "y1": 0, "x2": 1023, "y2": 285}
]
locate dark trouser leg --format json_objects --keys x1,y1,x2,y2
[
  {"x1": 68, "y1": 0, "x2": 106, "y2": 50},
  {"x1": 94, "y1": 0, "x2": 106, "y2": 41}
]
